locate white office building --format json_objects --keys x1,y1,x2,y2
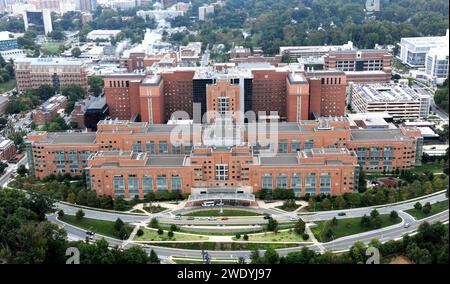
[
  {"x1": 424, "y1": 47, "x2": 449, "y2": 85},
  {"x1": 398, "y1": 29, "x2": 449, "y2": 67},
  {"x1": 87, "y1": 30, "x2": 121, "y2": 41},
  {"x1": 199, "y1": 5, "x2": 214, "y2": 21},
  {"x1": 351, "y1": 83, "x2": 432, "y2": 120}
]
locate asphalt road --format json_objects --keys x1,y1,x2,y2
[
  {"x1": 0, "y1": 155, "x2": 28, "y2": 188},
  {"x1": 303, "y1": 192, "x2": 448, "y2": 222},
  {"x1": 50, "y1": 203, "x2": 449, "y2": 260},
  {"x1": 56, "y1": 202, "x2": 150, "y2": 223}
]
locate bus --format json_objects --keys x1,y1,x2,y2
[{"x1": 201, "y1": 201, "x2": 215, "y2": 207}]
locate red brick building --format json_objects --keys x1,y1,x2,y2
[
  {"x1": 26, "y1": 118, "x2": 423, "y2": 198},
  {"x1": 324, "y1": 49, "x2": 392, "y2": 83}
]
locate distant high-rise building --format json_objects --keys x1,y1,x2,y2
[
  {"x1": 76, "y1": 0, "x2": 97, "y2": 12},
  {"x1": 199, "y1": 5, "x2": 214, "y2": 21},
  {"x1": 23, "y1": 9, "x2": 53, "y2": 34}
]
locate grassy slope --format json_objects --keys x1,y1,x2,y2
[
  {"x1": 405, "y1": 200, "x2": 449, "y2": 220},
  {"x1": 312, "y1": 215, "x2": 402, "y2": 242},
  {"x1": 60, "y1": 215, "x2": 132, "y2": 239}
]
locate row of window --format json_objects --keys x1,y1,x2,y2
[{"x1": 111, "y1": 174, "x2": 182, "y2": 195}]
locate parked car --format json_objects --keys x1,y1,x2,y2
[
  {"x1": 174, "y1": 215, "x2": 182, "y2": 220},
  {"x1": 221, "y1": 217, "x2": 229, "y2": 221},
  {"x1": 187, "y1": 216, "x2": 195, "y2": 221},
  {"x1": 337, "y1": 212, "x2": 346, "y2": 216},
  {"x1": 207, "y1": 217, "x2": 216, "y2": 221},
  {"x1": 263, "y1": 214, "x2": 272, "y2": 220},
  {"x1": 404, "y1": 223, "x2": 411, "y2": 228},
  {"x1": 289, "y1": 216, "x2": 299, "y2": 221}
]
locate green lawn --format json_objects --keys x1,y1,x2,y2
[
  {"x1": 405, "y1": 200, "x2": 449, "y2": 220},
  {"x1": 150, "y1": 242, "x2": 300, "y2": 251},
  {"x1": 133, "y1": 228, "x2": 208, "y2": 242},
  {"x1": 59, "y1": 215, "x2": 132, "y2": 239},
  {"x1": 312, "y1": 215, "x2": 402, "y2": 242},
  {"x1": 182, "y1": 209, "x2": 264, "y2": 217},
  {"x1": 0, "y1": 80, "x2": 16, "y2": 93},
  {"x1": 240, "y1": 229, "x2": 308, "y2": 242},
  {"x1": 42, "y1": 41, "x2": 64, "y2": 55}
]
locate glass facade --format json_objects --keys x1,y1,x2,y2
[
  {"x1": 143, "y1": 175, "x2": 153, "y2": 194},
  {"x1": 305, "y1": 173, "x2": 316, "y2": 194},
  {"x1": 146, "y1": 141, "x2": 155, "y2": 154},
  {"x1": 276, "y1": 173, "x2": 288, "y2": 189},
  {"x1": 158, "y1": 141, "x2": 168, "y2": 154},
  {"x1": 171, "y1": 175, "x2": 182, "y2": 191},
  {"x1": 128, "y1": 176, "x2": 139, "y2": 197},
  {"x1": 304, "y1": 139, "x2": 314, "y2": 149},
  {"x1": 262, "y1": 173, "x2": 273, "y2": 190},
  {"x1": 156, "y1": 175, "x2": 168, "y2": 191},
  {"x1": 132, "y1": 141, "x2": 142, "y2": 152},
  {"x1": 113, "y1": 176, "x2": 125, "y2": 196},
  {"x1": 319, "y1": 173, "x2": 331, "y2": 193}
]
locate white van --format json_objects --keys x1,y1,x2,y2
[{"x1": 201, "y1": 201, "x2": 215, "y2": 207}]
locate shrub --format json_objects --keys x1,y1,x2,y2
[
  {"x1": 390, "y1": 210, "x2": 399, "y2": 220},
  {"x1": 157, "y1": 228, "x2": 164, "y2": 235},
  {"x1": 235, "y1": 233, "x2": 241, "y2": 239},
  {"x1": 168, "y1": 230, "x2": 174, "y2": 238},
  {"x1": 294, "y1": 219, "x2": 306, "y2": 235},
  {"x1": 57, "y1": 209, "x2": 65, "y2": 218},
  {"x1": 302, "y1": 233, "x2": 309, "y2": 241},
  {"x1": 414, "y1": 202, "x2": 423, "y2": 211},
  {"x1": 149, "y1": 218, "x2": 159, "y2": 228},
  {"x1": 75, "y1": 209, "x2": 84, "y2": 221},
  {"x1": 243, "y1": 234, "x2": 249, "y2": 241},
  {"x1": 422, "y1": 203, "x2": 432, "y2": 215},
  {"x1": 136, "y1": 229, "x2": 144, "y2": 237},
  {"x1": 170, "y1": 224, "x2": 178, "y2": 232}
]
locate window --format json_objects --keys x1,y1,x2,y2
[
  {"x1": 276, "y1": 173, "x2": 288, "y2": 189},
  {"x1": 215, "y1": 164, "x2": 229, "y2": 180},
  {"x1": 262, "y1": 173, "x2": 273, "y2": 190},
  {"x1": 146, "y1": 141, "x2": 155, "y2": 154},
  {"x1": 128, "y1": 176, "x2": 139, "y2": 197},
  {"x1": 291, "y1": 140, "x2": 300, "y2": 152},
  {"x1": 172, "y1": 143, "x2": 181, "y2": 154},
  {"x1": 156, "y1": 175, "x2": 168, "y2": 191},
  {"x1": 184, "y1": 143, "x2": 192, "y2": 153},
  {"x1": 217, "y1": 97, "x2": 229, "y2": 115},
  {"x1": 158, "y1": 141, "x2": 168, "y2": 154},
  {"x1": 305, "y1": 173, "x2": 316, "y2": 194},
  {"x1": 319, "y1": 173, "x2": 331, "y2": 194},
  {"x1": 113, "y1": 176, "x2": 125, "y2": 196},
  {"x1": 143, "y1": 175, "x2": 153, "y2": 194},
  {"x1": 291, "y1": 173, "x2": 302, "y2": 197},
  {"x1": 132, "y1": 141, "x2": 142, "y2": 153},
  {"x1": 304, "y1": 139, "x2": 314, "y2": 149},
  {"x1": 171, "y1": 175, "x2": 182, "y2": 191},
  {"x1": 278, "y1": 140, "x2": 288, "y2": 153}
]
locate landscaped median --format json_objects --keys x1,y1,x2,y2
[
  {"x1": 59, "y1": 214, "x2": 133, "y2": 239},
  {"x1": 232, "y1": 229, "x2": 311, "y2": 243},
  {"x1": 169, "y1": 256, "x2": 238, "y2": 264},
  {"x1": 145, "y1": 242, "x2": 300, "y2": 250},
  {"x1": 311, "y1": 213, "x2": 402, "y2": 243},
  {"x1": 405, "y1": 200, "x2": 449, "y2": 220},
  {"x1": 181, "y1": 209, "x2": 264, "y2": 217},
  {"x1": 133, "y1": 227, "x2": 209, "y2": 242}
]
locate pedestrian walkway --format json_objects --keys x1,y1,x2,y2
[{"x1": 305, "y1": 223, "x2": 325, "y2": 253}]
